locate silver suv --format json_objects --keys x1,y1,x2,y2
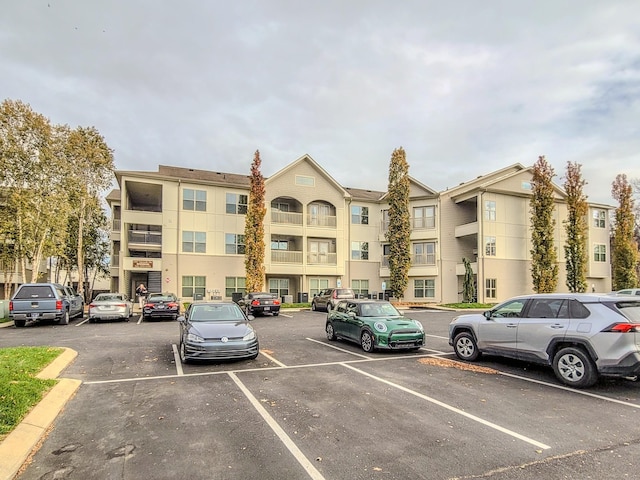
[
  {"x1": 448, "y1": 293, "x2": 640, "y2": 388},
  {"x1": 311, "y1": 288, "x2": 355, "y2": 312}
]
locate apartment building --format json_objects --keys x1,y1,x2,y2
[{"x1": 107, "y1": 155, "x2": 612, "y2": 305}]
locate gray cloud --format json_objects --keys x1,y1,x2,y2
[{"x1": 2, "y1": 0, "x2": 639, "y2": 204}]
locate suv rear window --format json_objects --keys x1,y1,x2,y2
[
  {"x1": 336, "y1": 289, "x2": 354, "y2": 297},
  {"x1": 615, "y1": 301, "x2": 640, "y2": 322}
]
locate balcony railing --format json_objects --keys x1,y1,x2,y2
[
  {"x1": 128, "y1": 231, "x2": 162, "y2": 245},
  {"x1": 271, "y1": 211, "x2": 303, "y2": 225},
  {"x1": 307, "y1": 253, "x2": 337, "y2": 265},
  {"x1": 381, "y1": 254, "x2": 436, "y2": 267},
  {"x1": 307, "y1": 215, "x2": 336, "y2": 227},
  {"x1": 271, "y1": 250, "x2": 303, "y2": 263},
  {"x1": 112, "y1": 219, "x2": 121, "y2": 231}
]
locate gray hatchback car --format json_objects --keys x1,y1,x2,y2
[{"x1": 449, "y1": 293, "x2": 640, "y2": 388}]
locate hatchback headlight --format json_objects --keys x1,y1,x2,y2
[
  {"x1": 243, "y1": 330, "x2": 256, "y2": 341},
  {"x1": 187, "y1": 333, "x2": 204, "y2": 343},
  {"x1": 414, "y1": 320, "x2": 424, "y2": 331},
  {"x1": 374, "y1": 321, "x2": 388, "y2": 332}
]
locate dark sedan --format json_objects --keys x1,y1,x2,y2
[
  {"x1": 239, "y1": 292, "x2": 281, "y2": 316},
  {"x1": 177, "y1": 302, "x2": 259, "y2": 363},
  {"x1": 142, "y1": 293, "x2": 180, "y2": 321}
]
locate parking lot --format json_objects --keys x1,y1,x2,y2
[{"x1": 3, "y1": 309, "x2": 640, "y2": 479}]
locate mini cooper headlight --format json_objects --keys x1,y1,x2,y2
[
  {"x1": 243, "y1": 330, "x2": 256, "y2": 341},
  {"x1": 414, "y1": 320, "x2": 424, "y2": 331},
  {"x1": 374, "y1": 321, "x2": 388, "y2": 332},
  {"x1": 187, "y1": 333, "x2": 204, "y2": 343}
]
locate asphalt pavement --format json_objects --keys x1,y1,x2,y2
[{"x1": 1, "y1": 309, "x2": 640, "y2": 480}]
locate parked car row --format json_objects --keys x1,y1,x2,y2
[{"x1": 10, "y1": 285, "x2": 640, "y2": 389}]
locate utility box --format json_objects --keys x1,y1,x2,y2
[
  {"x1": 282, "y1": 295, "x2": 293, "y2": 304},
  {"x1": 193, "y1": 293, "x2": 203, "y2": 301},
  {"x1": 297, "y1": 292, "x2": 309, "y2": 303}
]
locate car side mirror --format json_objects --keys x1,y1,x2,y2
[
  {"x1": 348, "y1": 311, "x2": 356, "y2": 317},
  {"x1": 247, "y1": 314, "x2": 255, "y2": 321},
  {"x1": 483, "y1": 310, "x2": 492, "y2": 320},
  {"x1": 177, "y1": 315, "x2": 186, "y2": 323}
]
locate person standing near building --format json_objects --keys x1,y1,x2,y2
[{"x1": 136, "y1": 283, "x2": 147, "y2": 309}]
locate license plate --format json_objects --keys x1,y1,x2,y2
[
  {"x1": 31, "y1": 313, "x2": 40, "y2": 319},
  {"x1": 264, "y1": 306, "x2": 270, "y2": 311},
  {"x1": 156, "y1": 305, "x2": 165, "y2": 309}
]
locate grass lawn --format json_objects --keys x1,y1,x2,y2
[
  {"x1": 441, "y1": 303, "x2": 494, "y2": 309},
  {"x1": 0, "y1": 346, "x2": 63, "y2": 439}
]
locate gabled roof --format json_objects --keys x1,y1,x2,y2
[
  {"x1": 378, "y1": 176, "x2": 438, "y2": 202},
  {"x1": 445, "y1": 163, "x2": 567, "y2": 202},
  {"x1": 344, "y1": 187, "x2": 386, "y2": 202},
  {"x1": 266, "y1": 154, "x2": 350, "y2": 196}
]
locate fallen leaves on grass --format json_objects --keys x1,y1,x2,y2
[{"x1": 418, "y1": 357, "x2": 498, "y2": 375}]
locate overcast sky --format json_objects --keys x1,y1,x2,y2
[{"x1": 2, "y1": 1, "x2": 639, "y2": 205}]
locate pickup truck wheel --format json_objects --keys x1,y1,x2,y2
[
  {"x1": 14, "y1": 320, "x2": 26, "y2": 328},
  {"x1": 61, "y1": 310, "x2": 70, "y2": 325}
]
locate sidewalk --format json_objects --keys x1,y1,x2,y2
[{"x1": 0, "y1": 347, "x2": 80, "y2": 480}]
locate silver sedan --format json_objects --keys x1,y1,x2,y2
[{"x1": 88, "y1": 293, "x2": 134, "y2": 323}]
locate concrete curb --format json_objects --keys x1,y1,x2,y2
[{"x1": 0, "y1": 347, "x2": 80, "y2": 480}]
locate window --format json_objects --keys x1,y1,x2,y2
[
  {"x1": 310, "y1": 278, "x2": 329, "y2": 297},
  {"x1": 182, "y1": 231, "x2": 206, "y2": 253},
  {"x1": 485, "y1": 236, "x2": 496, "y2": 256},
  {"x1": 382, "y1": 209, "x2": 390, "y2": 231},
  {"x1": 485, "y1": 278, "x2": 497, "y2": 299},
  {"x1": 183, "y1": 189, "x2": 206, "y2": 211},
  {"x1": 414, "y1": 279, "x2": 435, "y2": 298},
  {"x1": 269, "y1": 278, "x2": 289, "y2": 297},
  {"x1": 271, "y1": 201, "x2": 290, "y2": 212},
  {"x1": 413, "y1": 206, "x2": 435, "y2": 229},
  {"x1": 295, "y1": 175, "x2": 314, "y2": 186},
  {"x1": 352, "y1": 279, "x2": 369, "y2": 296},
  {"x1": 351, "y1": 241, "x2": 369, "y2": 260},
  {"x1": 413, "y1": 242, "x2": 436, "y2": 265},
  {"x1": 593, "y1": 209, "x2": 606, "y2": 228},
  {"x1": 182, "y1": 276, "x2": 206, "y2": 298},
  {"x1": 484, "y1": 201, "x2": 496, "y2": 221},
  {"x1": 351, "y1": 206, "x2": 369, "y2": 224},
  {"x1": 226, "y1": 193, "x2": 248, "y2": 214},
  {"x1": 594, "y1": 244, "x2": 606, "y2": 262},
  {"x1": 225, "y1": 277, "x2": 246, "y2": 297},
  {"x1": 225, "y1": 233, "x2": 245, "y2": 254},
  {"x1": 271, "y1": 240, "x2": 288, "y2": 250}
]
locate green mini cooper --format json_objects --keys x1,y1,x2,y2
[{"x1": 325, "y1": 299, "x2": 425, "y2": 352}]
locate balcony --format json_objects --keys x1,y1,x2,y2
[
  {"x1": 455, "y1": 221, "x2": 478, "y2": 238},
  {"x1": 456, "y1": 261, "x2": 478, "y2": 276},
  {"x1": 271, "y1": 211, "x2": 303, "y2": 225},
  {"x1": 271, "y1": 250, "x2": 303, "y2": 264},
  {"x1": 307, "y1": 253, "x2": 337, "y2": 265},
  {"x1": 307, "y1": 214, "x2": 336, "y2": 228}
]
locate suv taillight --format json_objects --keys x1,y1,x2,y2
[
  {"x1": 56, "y1": 300, "x2": 63, "y2": 310},
  {"x1": 604, "y1": 323, "x2": 640, "y2": 333},
  {"x1": 9, "y1": 301, "x2": 13, "y2": 312}
]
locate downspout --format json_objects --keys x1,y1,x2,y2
[
  {"x1": 346, "y1": 196, "x2": 351, "y2": 288},
  {"x1": 479, "y1": 191, "x2": 484, "y2": 304},
  {"x1": 176, "y1": 179, "x2": 181, "y2": 299}
]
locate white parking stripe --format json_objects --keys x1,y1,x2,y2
[
  {"x1": 341, "y1": 363, "x2": 551, "y2": 450},
  {"x1": 305, "y1": 338, "x2": 371, "y2": 359},
  {"x1": 75, "y1": 318, "x2": 89, "y2": 326},
  {"x1": 171, "y1": 344, "x2": 183, "y2": 376},
  {"x1": 260, "y1": 350, "x2": 287, "y2": 367},
  {"x1": 228, "y1": 372, "x2": 326, "y2": 480},
  {"x1": 426, "y1": 333, "x2": 449, "y2": 340}
]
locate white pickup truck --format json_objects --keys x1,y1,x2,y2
[{"x1": 9, "y1": 283, "x2": 84, "y2": 327}]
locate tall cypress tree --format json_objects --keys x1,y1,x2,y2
[
  {"x1": 244, "y1": 150, "x2": 266, "y2": 293},
  {"x1": 563, "y1": 161, "x2": 588, "y2": 293},
  {"x1": 530, "y1": 156, "x2": 558, "y2": 293},
  {"x1": 611, "y1": 174, "x2": 639, "y2": 290},
  {"x1": 385, "y1": 147, "x2": 411, "y2": 299}
]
